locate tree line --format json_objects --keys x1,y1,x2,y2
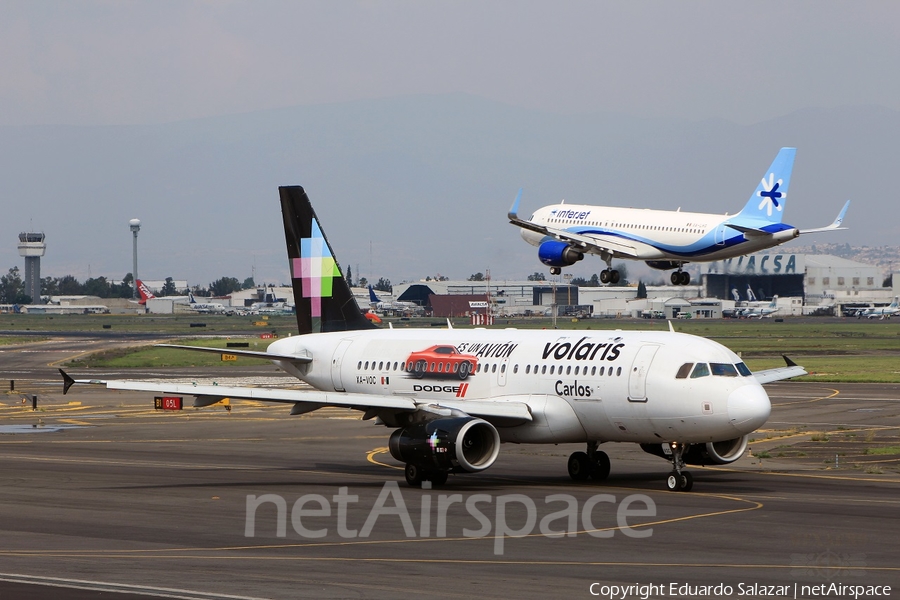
[{"x1": 0, "y1": 266, "x2": 258, "y2": 304}]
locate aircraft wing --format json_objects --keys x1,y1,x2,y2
[
  {"x1": 752, "y1": 355, "x2": 808, "y2": 384},
  {"x1": 508, "y1": 191, "x2": 639, "y2": 258},
  {"x1": 59, "y1": 370, "x2": 533, "y2": 423},
  {"x1": 154, "y1": 344, "x2": 312, "y2": 367}
]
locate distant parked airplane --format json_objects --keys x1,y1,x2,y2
[
  {"x1": 744, "y1": 296, "x2": 780, "y2": 319},
  {"x1": 368, "y1": 285, "x2": 417, "y2": 312},
  {"x1": 136, "y1": 280, "x2": 190, "y2": 305},
  {"x1": 188, "y1": 292, "x2": 228, "y2": 314},
  {"x1": 859, "y1": 297, "x2": 899, "y2": 320}
]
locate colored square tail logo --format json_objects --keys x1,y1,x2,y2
[{"x1": 292, "y1": 219, "x2": 341, "y2": 317}]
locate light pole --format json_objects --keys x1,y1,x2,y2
[{"x1": 129, "y1": 218, "x2": 141, "y2": 299}]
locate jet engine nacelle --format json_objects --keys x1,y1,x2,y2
[
  {"x1": 640, "y1": 435, "x2": 749, "y2": 466},
  {"x1": 388, "y1": 417, "x2": 500, "y2": 473},
  {"x1": 538, "y1": 241, "x2": 584, "y2": 268}
]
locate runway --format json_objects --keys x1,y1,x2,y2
[{"x1": 1, "y1": 339, "x2": 898, "y2": 599}]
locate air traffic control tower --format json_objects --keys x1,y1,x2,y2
[{"x1": 18, "y1": 232, "x2": 46, "y2": 303}]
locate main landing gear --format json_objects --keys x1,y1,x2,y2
[
  {"x1": 599, "y1": 269, "x2": 620, "y2": 284},
  {"x1": 670, "y1": 270, "x2": 691, "y2": 286},
  {"x1": 567, "y1": 442, "x2": 611, "y2": 481},
  {"x1": 550, "y1": 267, "x2": 620, "y2": 283},
  {"x1": 404, "y1": 463, "x2": 448, "y2": 488},
  {"x1": 664, "y1": 442, "x2": 693, "y2": 492}
]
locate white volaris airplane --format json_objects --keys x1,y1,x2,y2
[
  {"x1": 860, "y1": 297, "x2": 899, "y2": 320},
  {"x1": 60, "y1": 186, "x2": 807, "y2": 492},
  {"x1": 509, "y1": 148, "x2": 850, "y2": 285}
]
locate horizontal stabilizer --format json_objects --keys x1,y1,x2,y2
[{"x1": 726, "y1": 223, "x2": 771, "y2": 237}]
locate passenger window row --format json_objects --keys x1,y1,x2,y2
[
  {"x1": 354, "y1": 360, "x2": 623, "y2": 377},
  {"x1": 547, "y1": 218, "x2": 703, "y2": 235}
]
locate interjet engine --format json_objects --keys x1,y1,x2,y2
[{"x1": 538, "y1": 241, "x2": 584, "y2": 268}]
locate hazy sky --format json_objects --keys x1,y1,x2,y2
[
  {"x1": 2, "y1": 1, "x2": 898, "y2": 288},
  {"x1": 3, "y1": 1, "x2": 898, "y2": 127}
]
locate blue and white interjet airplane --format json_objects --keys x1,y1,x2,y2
[
  {"x1": 61, "y1": 186, "x2": 807, "y2": 492},
  {"x1": 509, "y1": 148, "x2": 850, "y2": 285}
]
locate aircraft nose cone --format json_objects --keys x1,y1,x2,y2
[{"x1": 727, "y1": 384, "x2": 771, "y2": 432}]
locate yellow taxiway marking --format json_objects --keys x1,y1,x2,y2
[
  {"x1": 771, "y1": 387, "x2": 840, "y2": 406},
  {"x1": 0, "y1": 494, "x2": 762, "y2": 557},
  {"x1": 366, "y1": 446, "x2": 403, "y2": 471},
  {"x1": 706, "y1": 465, "x2": 900, "y2": 484}
]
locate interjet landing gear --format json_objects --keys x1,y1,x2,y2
[
  {"x1": 670, "y1": 269, "x2": 690, "y2": 286},
  {"x1": 550, "y1": 267, "x2": 561, "y2": 276},
  {"x1": 567, "y1": 442, "x2": 610, "y2": 481},
  {"x1": 599, "y1": 269, "x2": 620, "y2": 284},
  {"x1": 664, "y1": 442, "x2": 693, "y2": 492},
  {"x1": 598, "y1": 254, "x2": 620, "y2": 285}
]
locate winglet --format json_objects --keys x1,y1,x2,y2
[
  {"x1": 667, "y1": 320, "x2": 675, "y2": 333},
  {"x1": 508, "y1": 188, "x2": 523, "y2": 221},
  {"x1": 60, "y1": 369, "x2": 75, "y2": 395},
  {"x1": 447, "y1": 318, "x2": 454, "y2": 330},
  {"x1": 782, "y1": 355, "x2": 798, "y2": 367}
]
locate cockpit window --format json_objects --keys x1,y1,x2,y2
[
  {"x1": 710, "y1": 363, "x2": 738, "y2": 377},
  {"x1": 675, "y1": 363, "x2": 693, "y2": 379},
  {"x1": 735, "y1": 362, "x2": 752, "y2": 377},
  {"x1": 690, "y1": 363, "x2": 710, "y2": 378}
]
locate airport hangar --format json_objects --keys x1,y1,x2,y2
[{"x1": 390, "y1": 252, "x2": 898, "y2": 320}]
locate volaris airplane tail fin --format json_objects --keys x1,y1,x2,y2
[
  {"x1": 280, "y1": 186, "x2": 376, "y2": 335},
  {"x1": 736, "y1": 148, "x2": 796, "y2": 223}
]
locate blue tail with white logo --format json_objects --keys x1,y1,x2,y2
[
  {"x1": 736, "y1": 147, "x2": 796, "y2": 223},
  {"x1": 368, "y1": 285, "x2": 381, "y2": 304}
]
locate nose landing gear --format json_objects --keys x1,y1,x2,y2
[{"x1": 665, "y1": 442, "x2": 693, "y2": 492}]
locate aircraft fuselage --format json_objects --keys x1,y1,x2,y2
[{"x1": 268, "y1": 328, "x2": 770, "y2": 446}]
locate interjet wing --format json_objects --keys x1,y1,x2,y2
[
  {"x1": 752, "y1": 355, "x2": 807, "y2": 385},
  {"x1": 508, "y1": 192, "x2": 639, "y2": 258},
  {"x1": 59, "y1": 369, "x2": 532, "y2": 423}
]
